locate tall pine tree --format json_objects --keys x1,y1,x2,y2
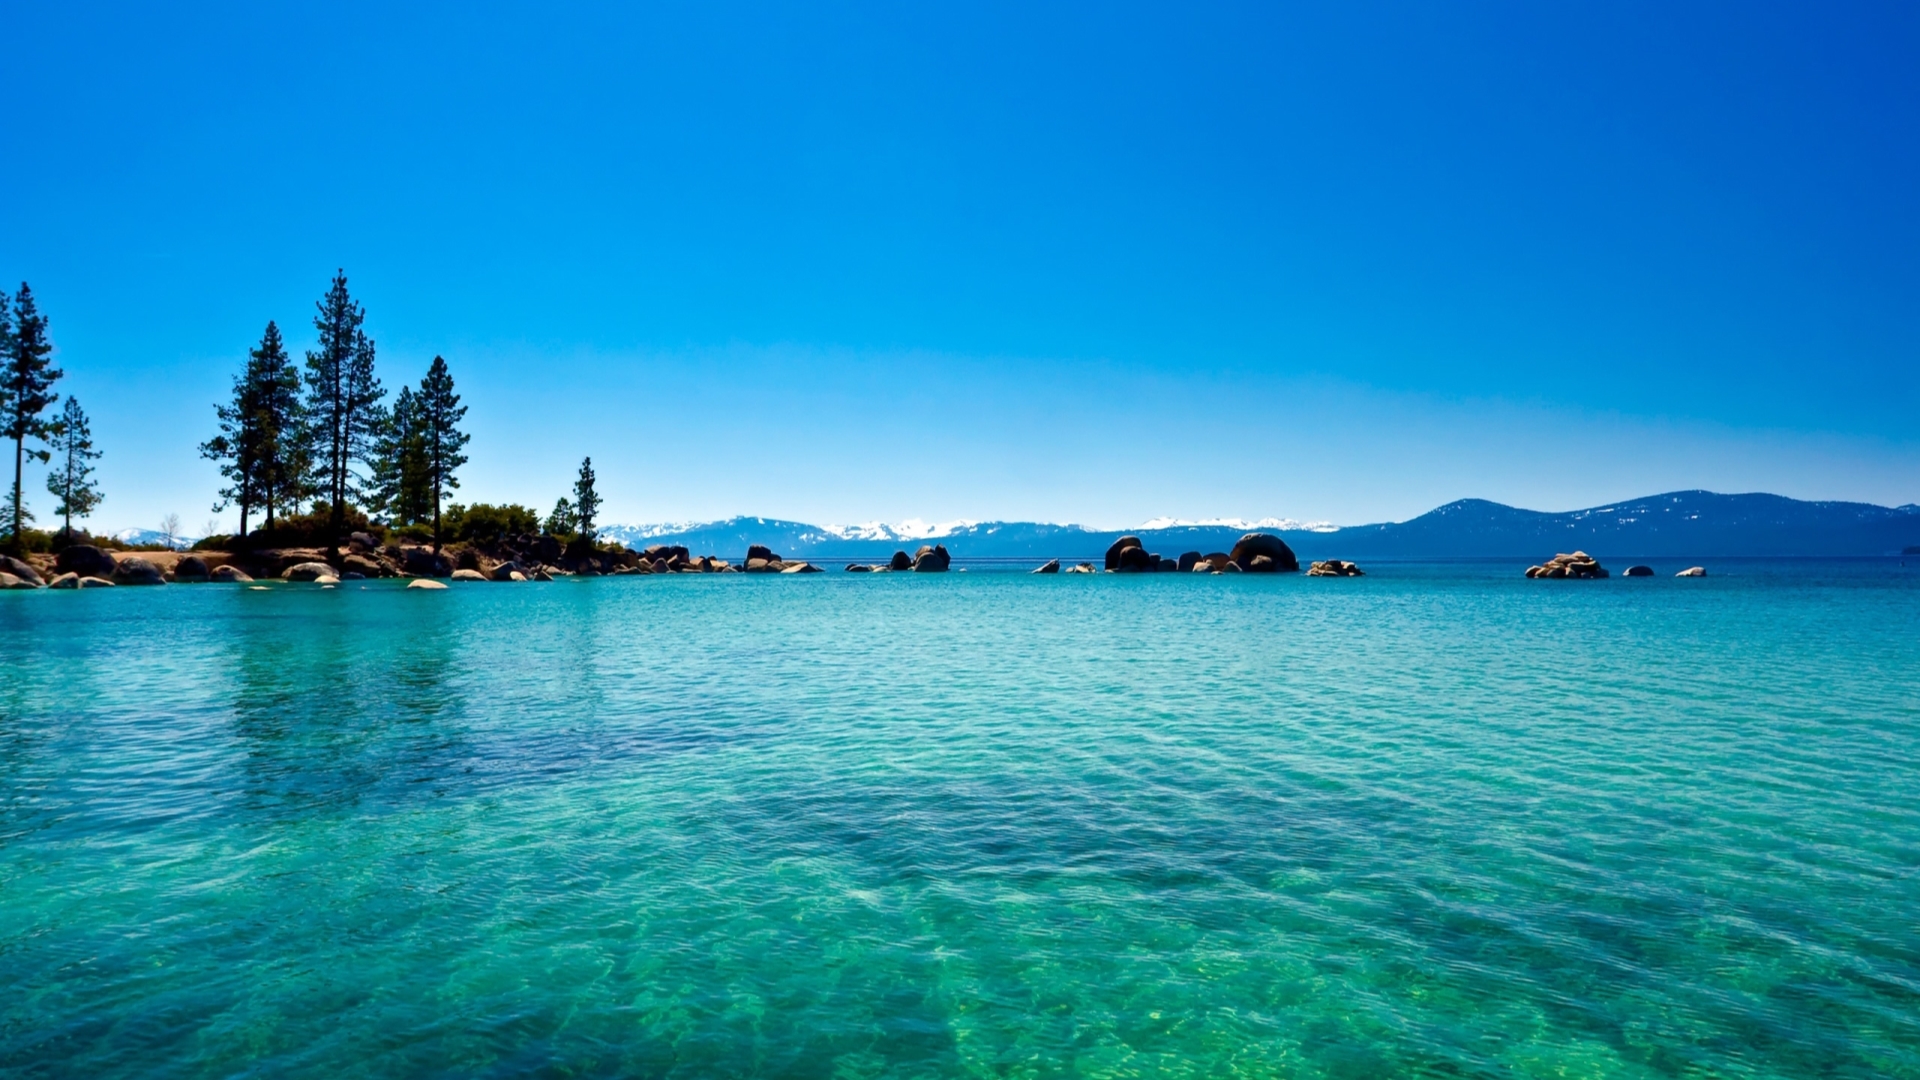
[
  {"x1": 303, "y1": 272, "x2": 385, "y2": 554},
  {"x1": 4, "y1": 284, "x2": 63, "y2": 552},
  {"x1": 417, "y1": 356, "x2": 469, "y2": 553},
  {"x1": 202, "y1": 321, "x2": 306, "y2": 538},
  {"x1": 46, "y1": 397, "x2": 102, "y2": 539},
  {"x1": 572, "y1": 456, "x2": 600, "y2": 541},
  {"x1": 369, "y1": 385, "x2": 430, "y2": 527}
]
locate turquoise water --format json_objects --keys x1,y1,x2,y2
[{"x1": 3, "y1": 563, "x2": 1918, "y2": 1078}]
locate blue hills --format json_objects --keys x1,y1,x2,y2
[{"x1": 600, "y1": 492, "x2": 1920, "y2": 562}]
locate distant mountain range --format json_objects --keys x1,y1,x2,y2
[{"x1": 601, "y1": 492, "x2": 1920, "y2": 561}]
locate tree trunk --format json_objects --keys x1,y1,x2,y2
[{"x1": 9, "y1": 436, "x2": 21, "y2": 552}]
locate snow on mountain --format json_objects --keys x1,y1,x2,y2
[
  {"x1": 108, "y1": 528, "x2": 198, "y2": 549},
  {"x1": 1134, "y1": 516, "x2": 1338, "y2": 533}
]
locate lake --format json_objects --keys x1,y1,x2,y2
[{"x1": 3, "y1": 561, "x2": 1917, "y2": 1077}]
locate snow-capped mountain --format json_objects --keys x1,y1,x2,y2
[
  {"x1": 109, "y1": 527, "x2": 198, "y2": 550},
  {"x1": 1134, "y1": 516, "x2": 1338, "y2": 533}
]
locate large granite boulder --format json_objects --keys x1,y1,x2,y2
[
  {"x1": 47, "y1": 572, "x2": 80, "y2": 588},
  {"x1": 402, "y1": 548, "x2": 453, "y2": 578},
  {"x1": 211, "y1": 565, "x2": 253, "y2": 583},
  {"x1": 1176, "y1": 551, "x2": 1202, "y2": 573},
  {"x1": 451, "y1": 569, "x2": 488, "y2": 582},
  {"x1": 1525, "y1": 552, "x2": 1609, "y2": 579},
  {"x1": 56, "y1": 544, "x2": 117, "y2": 579},
  {"x1": 0, "y1": 571, "x2": 37, "y2": 589},
  {"x1": 173, "y1": 556, "x2": 212, "y2": 581},
  {"x1": 745, "y1": 544, "x2": 778, "y2": 564},
  {"x1": 341, "y1": 553, "x2": 386, "y2": 578},
  {"x1": 1193, "y1": 553, "x2": 1233, "y2": 572},
  {"x1": 0, "y1": 553, "x2": 43, "y2": 585},
  {"x1": 114, "y1": 557, "x2": 167, "y2": 585},
  {"x1": 406, "y1": 578, "x2": 448, "y2": 590},
  {"x1": 913, "y1": 544, "x2": 951, "y2": 572},
  {"x1": 645, "y1": 544, "x2": 691, "y2": 563},
  {"x1": 1624, "y1": 565, "x2": 1654, "y2": 577},
  {"x1": 1032, "y1": 559, "x2": 1060, "y2": 574},
  {"x1": 348, "y1": 531, "x2": 379, "y2": 553},
  {"x1": 1104, "y1": 536, "x2": 1143, "y2": 571},
  {"x1": 1114, "y1": 545, "x2": 1152, "y2": 573},
  {"x1": 886, "y1": 550, "x2": 911, "y2": 571},
  {"x1": 491, "y1": 560, "x2": 524, "y2": 582},
  {"x1": 1230, "y1": 533, "x2": 1298, "y2": 572},
  {"x1": 283, "y1": 561, "x2": 336, "y2": 582}
]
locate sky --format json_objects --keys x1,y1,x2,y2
[{"x1": 2, "y1": 1, "x2": 1916, "y2": 533}]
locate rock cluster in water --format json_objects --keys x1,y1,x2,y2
[
  {"x1": 1307, "y1": 560, "x2": 1365, "y2": 577},
  {"x1": 1525, "y1": 552, "x2": 1609, "y2": 579},
  {"x1": 844, "y1": 545, "x2": 951, "y2": 573}
]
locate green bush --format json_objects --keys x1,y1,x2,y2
[
  {"x1": 243, "y1": 504, "x2": 379, "y2": 549},
  {"x1": 445, "y1": 503, "x2": 540, "y2": 544}
]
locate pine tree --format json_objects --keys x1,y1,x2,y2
[
  {"x1": 303, "y1": 271, "x2": 385, "y2": 554},
  {"x1": 369, "y1": 385, "x2": 430, "y2": 527},
  {"x1": 202, "y1": 321, "x2": 306, "y2": 539},
  {"x1": 46, "y1": 396, "x2": 102, "y2": 539},
  {"x1": 252, "y1": 324, "x2": 307, "y2": 533},
  {"x1": 4, "y1": 284, "x2": 63, "y2": 552},
  {"x1": 572, "y1": 456, "x2": 600, "y2": 540},
  {"x1": 417, "y1": 355, "x2": 470, "y2": 553},
  {"x1": 545, "y1": 497, "x2": 577, "y2": 537}
]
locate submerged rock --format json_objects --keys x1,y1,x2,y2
[
  {"x1": 1676, "y1": 566, "x2": 1707, "y2": 577},
  {"x1": 283, "y1": 561, "x2": 336, "y2": 582},
  {"x1": 1230, "y1": 533, "x2": 1298, "y2": 572},
  {"x1": 451, "y1": 569, "x2": 488, "y2": 582},
  {"x1": 1065, "y1": 562, "x2": 1097, "y2": 574},
  {"x1": 1032, "y1": 559, "x2": 1061, "y2": 574},
  {"x1": 47, "y1": 572, "x2": 80, "y2": 588},
  {"x1": 1624, "y1": 565, "x2": 1655, "y2": 577},
  {"x1": 845, "y1": 563, "x2": 874, "y2": 572},
  {"x1": 407, "y1": 578, "x2": 448, "y2": 590},
  {"x1": 211, "y1": 565, "x2": 254, "y2": 583},
  {"x1": 78, "y1": 575, "x2": 116, "y2": 588}
]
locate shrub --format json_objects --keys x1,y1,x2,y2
[{"x1": 445, "y1": 503, "x2": 540, "y2": 545}]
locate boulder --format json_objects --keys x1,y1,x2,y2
[
  {"x1": 491, "y1": 560, "x2": 523, "y2": 581},
  {"x1": 1193, "y1": 553, "x2": 1233, "y2": 572},
  {"x1": 888, "y1": 550, "x2": 913, "y2": 571},
  {"x1": 1176, "y1": 551, "x2": 1202, "y2": 572},
  {"x1": 283, "y1": 561, "x2": 336, "y2": 582},
  {"x1": 1065, "y1": 562, "x2": 1097, "y2": 574},
  {"x1": 0, "y1": 571, "x2": 33, "y2": 589},
  {"x1": 451, "y1": 569, "x2": 488, "y2": 582},
  {"x1": 1104, "y1": 536, "x2": 1143, "y2": 571},
  {"x1": 114, "y1": 557, "x2": 167, "y2": 585},
  {"x1": 1114, "y1": 545, "x2": 1152, "y2": 573},
  {"x1": 406, "y1": 578, "x2": 449, "y2": 590},
  {"x1": 745, "y1": 557, "x2": 773, "y2": 573},
  {"x1": 1230, "y1": 533, "x2": 1298, "y2": 572},
  {"x1": 781, "y1": 562, "x2": 823, "y2": 574},
  {"x1": 745, "y1": 544, "x2": 778, "y2": 564},
  {"x1": 48, "y1": 572, "x2": 80, "y2": 588},
  {"x1": 1624, "y1": 565, "x2": 1655, "y2": 578},
  {"x1": 1032, "y1": 559, "x2": 1061, "y2": 574},
  {"x1": 1307, "y1": 560, "x2": 1365, "y2": 577},
  {"x1": 1676, "y1": 566, "x2": 1707, "y2": 577},
  {"x1": 314, "y1": 575, "x2": 340, "y2": 585},
  {"x1": 454, "y1": 548, "x2": 483, "y2": 571},
  {"x1": 402, "y1": 548, "x2": 453, "y2": 578},
  {"x1": 1247, "y1": 555, "x2": 1274, "y2": 572},
  {"x1": 1525, "y1": 551, "x2": 1609, "y2": 579},
  {"x1": 56, "y1": 544, "x2": 117, "y2": 579},
  {"x1": 846, "y1": 563, "x2": 873, "y2": 572},
  {"x1": 645, "y1": 544, "x2": 691, "y2": 563},
  {"x1": 78, "y1": 576, "x2": 116, "y2": 588},
  {"x1": 342, "y1": 553, "x2": 386, "y2": 579},
  {"x1": 348, "y1": 531, "x2": 378, "y2": 553},
  {"x1": 173, "y1": 555, "x2": 212, "y2": 581},
  {"x1": 0, "y1": 553, "x2": 44, "y2": 585},
  {"x1": 509, "y1": 571, "x2": 528, "y2": 582},
  {"x1": 211, "y1": 565, "x2": 253, "y2": 583},
  {"x1": 533, "y1": 569, "x2": 554, "y2": 582},
  {"x1": 913, "y1": 544, "x2": 951, "y2": 572}
]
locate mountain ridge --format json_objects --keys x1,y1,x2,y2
[{"x1": 601, "y1": 491, "x2": 1920, "y2": 560}]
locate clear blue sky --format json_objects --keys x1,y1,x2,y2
[{"x1": 3, "y1": 2, "x2": 1916, "y2": 532}]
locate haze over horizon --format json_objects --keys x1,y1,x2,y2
[{"x1": 4, "y1": 3, "x2": 1917, "y2": 534}]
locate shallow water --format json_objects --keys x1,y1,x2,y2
[{"x1": 2, "y1": 562, "x2": 1918, "y2": 1078}]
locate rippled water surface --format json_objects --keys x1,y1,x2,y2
[{"x1": 3, "y1": 562, "x2": 1918, "y2": 1078}]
